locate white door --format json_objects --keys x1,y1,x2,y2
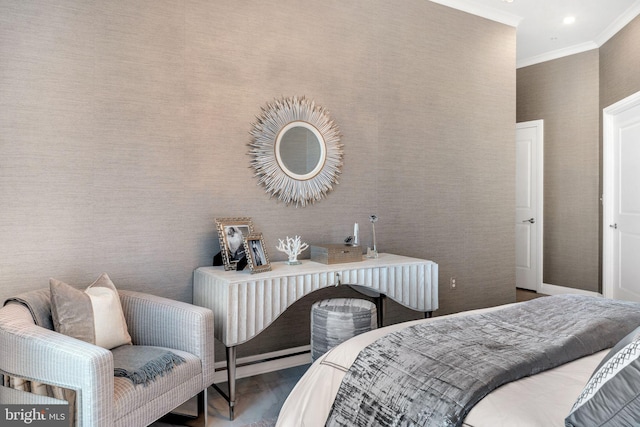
[
  {"x1": 603, "y1": 92, "x2": 640, "y2": 302},
  {"x1": 515, "y1": 120, "x2": 543, "y2": 291}
]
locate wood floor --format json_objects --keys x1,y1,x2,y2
[{"x1": 516, "y1": 288, "x2": 548, "y2": 302}]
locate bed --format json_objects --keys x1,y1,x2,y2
[{"x1": 277, "y1": 294, "x2": 640, "y2": 426}]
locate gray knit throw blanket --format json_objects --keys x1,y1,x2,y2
[{"x1": 112, "y1": 345, "x2": 186, "y2": 386}]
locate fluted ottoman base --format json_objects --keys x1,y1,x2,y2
[{"x1": 310, "y1": 298, "x2": 377, "y2": 362}]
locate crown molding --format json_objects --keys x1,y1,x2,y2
[
  {"x1": 433, "y1": 0, "x2": 640, "y2": 68},
  {"x1": 517, "y1": 1, "x2": 640, "y2": 69},
  {"x1": 594, "y1": 0, "x2": 640, "y2": 46},
  {"x1": 516, "y1": 42, "x2": 598, "y2": 69},
  {"x1": 429, "y1": 0, "x2": 522, "y2": 27}
]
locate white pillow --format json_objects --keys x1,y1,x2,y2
[{"x1": 50, "y1": 273, "x2": 132, "y2": 350}]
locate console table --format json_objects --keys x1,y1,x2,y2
[{"x1": 193, "y1": 253, "x2": 438, "y2": 419}]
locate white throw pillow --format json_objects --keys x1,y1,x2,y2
[{"x1": 50, "y1": 273, "x2": 132, "y2": 350}]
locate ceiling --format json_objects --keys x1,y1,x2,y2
[{"x1": 431, "y1": 0, "x2": 640, "y2": 68}]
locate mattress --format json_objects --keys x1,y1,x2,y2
[{"x1": 276, "y1": 304, "x2": 607, "y2": 427}]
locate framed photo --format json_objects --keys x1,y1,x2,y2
[
  {"x1": 215, "y1": 217, "x2": 254, "y2": 271},
  {"x1": 243, "y1": 233, "x2": 271, "y2": 274}
]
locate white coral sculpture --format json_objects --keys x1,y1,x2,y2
[{"x1": 276, "y1": 236, "x2": 309, "y2": 264}]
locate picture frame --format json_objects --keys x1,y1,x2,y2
[
  {"x1": 215, "y1": 217, "x2": 254, "y2": 271},
  {"x1": 243, "y1": 233, "x2": 271, "y2": 274}
]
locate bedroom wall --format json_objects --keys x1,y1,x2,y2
[
  {"x1": 600, "y1": 15, "x2": 640, "y2": 124},
  {"x1": 0, "y1": 0, "x2": 516, "y2": 358},
  {"x1": 598, "y1": 15, "x2": 640, "y2": 295},
  {"x1": 516, "y1": 51, "x2": 600, "y2": 293},
  {"x1": 515, "y1": 15, "x2": 640, "y2": 295}
]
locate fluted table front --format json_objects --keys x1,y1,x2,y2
[{"x1": 193, "y1": 253, "x2": 438, "y2": 419}]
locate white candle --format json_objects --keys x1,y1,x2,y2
[{"x1": 353, "y1": 223, "x2": 359, "y2": 246}]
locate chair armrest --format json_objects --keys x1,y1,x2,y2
[
  {"x1": 0, "y1": 303, "x2": 114, "y2": 427},
  {"x1": 118, "y1": 290, "x2": 215, "y2": 387}
]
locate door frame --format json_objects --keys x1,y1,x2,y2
[
  {"x1": 516, "y1": 120, "x2": 544, "y2": 292},
  {"x1": 602, "y1": 90, "x2": 640, "y2": 298}
]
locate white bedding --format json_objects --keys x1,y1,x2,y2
[{"x1": 277, "y1": 304, "x2": 607, "y2": 427}]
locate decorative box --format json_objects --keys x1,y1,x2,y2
[{"x1": 310, "y1": 244, "x2": 363, "y2": 265}]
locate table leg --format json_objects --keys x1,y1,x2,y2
[
  {"x1": 375, "y1": 295, "x2": 387, "y2": 328},
  {"x1": 227, "y1": 346, "x2": 236, "y2": 420},
  {"x1": 424, "y1": 311, "x2": 433, "y2": 318},
  {"x1": 212, "y1": 345, "x2": 237, "y2": 420}
]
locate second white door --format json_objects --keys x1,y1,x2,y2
[
  {"x1": 604, "y1": 92, "x2": 640, "y2": 302},
  {"x1": 515, "y1": 120, "x2": 543, "y2": 292}
]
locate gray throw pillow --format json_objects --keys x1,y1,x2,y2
[
  {"x1": 565, "y1": 325, "x2": 640, "y2": 426},
  {"x1": 50, "y1": 273, "x2": 132, "y2": 350}
]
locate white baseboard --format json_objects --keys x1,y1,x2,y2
[
  {"x1": 213, "y1": 345, "x2": 311, "y2": 384},
  {"x1": 539, "y1": 283, "x2": 602, "y2": 298}
]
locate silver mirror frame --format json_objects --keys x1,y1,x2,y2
[{"x1": 249, "y1": 96, "x2": 343, "y2": 207}]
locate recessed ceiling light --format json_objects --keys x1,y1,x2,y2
[
  {"x1": 502, "y1": 0, "x2": 514, "y2": 3},
  {"x1": 563, "y1": 16, "x2": 576, "y2": 25}
]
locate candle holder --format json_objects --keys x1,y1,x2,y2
[
  {"x1": 367, "y1": 215, "x2": 378, "y2": 258},
  {"x1": 353, "y1": 222, "x2": 359, "y2": 247}
]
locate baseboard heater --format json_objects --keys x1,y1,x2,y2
[{"x1": 212, "y1": 345, "x2": 311, "y2": 384}]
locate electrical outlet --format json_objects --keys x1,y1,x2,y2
[{"x1": 450, "y1": 277, "x2": 457, "y2": 289}]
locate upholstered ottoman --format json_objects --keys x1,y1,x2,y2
[{"x1": 310, "y1": 298, "x2": 377, "y2": 362}]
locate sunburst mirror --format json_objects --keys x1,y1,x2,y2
[{"x1": 248, "y1": 96, "x2": 343, "y2": 207}]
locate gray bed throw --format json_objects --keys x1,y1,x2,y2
[
  {"x1": 326, "y1": 294, "x2": 640, "y2": 427},
  {"x1": 112, "y1": 345, "x2": 186, "y2": 386}
]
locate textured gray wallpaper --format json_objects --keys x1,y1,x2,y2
[
  {"x1": 517, "y1": 51, "x2": 600, "y2": 293},
  {"x1": 515, "y1": 15, "x2": 640, "y2": 295},
  {"x1": 0, "y1": 0, "x2": 516, "y2": 357},
  {"x1": 600, "y1": 15, "x2": 640, "y2": 110}
]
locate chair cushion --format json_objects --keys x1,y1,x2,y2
[
  {"x1": 113, "y1": 348, "x2": 202, "y2": 425},
  {"x1": 50, "y1": 273, "x2": 132, "y2": 349}
]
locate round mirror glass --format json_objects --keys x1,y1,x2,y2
[{"x1": 275, "y1": 121, "x2": 326, "y2": 180}]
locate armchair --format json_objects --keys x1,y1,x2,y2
[{"x1": 0, "y1": 288, "x2": 214, "y2": 427}]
